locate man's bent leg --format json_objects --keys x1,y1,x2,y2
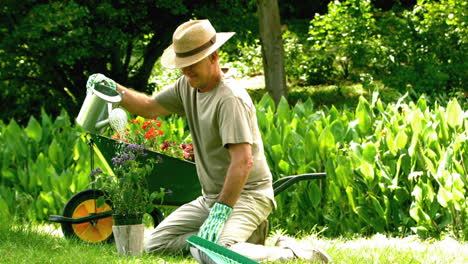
[
  {"x1": 145, "y1": 196, "x2": 210, "y2": 253},
  {"x1": 217, "y1": 193, "x2": 272, "y2": 247}
]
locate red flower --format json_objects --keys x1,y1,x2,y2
[
  {"x1": 161, "y1": 141, "x2": 170, "y2": 151},
  {"x1": 145, "y1": 128, "x2": 157, "y2": 139},
  {"x1": 130, "y1": 118, "x2": 141, "y2": 124},
  {"x1": 142, "y1": 121, "x2": 152, "y2": 130}
]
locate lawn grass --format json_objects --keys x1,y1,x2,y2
[{"x1": 1, "y1": 223, "x2": 466, "y2": 264}]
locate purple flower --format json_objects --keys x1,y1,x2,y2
[
  {"x1": 90, "y1": 168, "x2": 103, "y2": 177},
  {"x1": 111, "y1": 157, "x2": 124, "y2": 166},
  {"x1": 121, "y1": 153, "x2": 130, "y2": 161},
  {"x1": 126, "y1": 144, "x2": 144, "y2": 152}
]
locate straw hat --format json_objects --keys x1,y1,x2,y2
[{"x1": 161, "y1": 20, "x2": 235, "y2": 69}]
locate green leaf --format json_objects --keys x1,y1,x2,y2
[
  {"x1": 370, "y1": 195, "x2": 385, "y2": 218},
  {"x1": 394, "y1": 188, "x2": 410, "y2": 205},
  {"x1": 436, "y1": 188, "x2": 452, "y2": 208},
  {"x1": 355, "y1": 96, "x2": 372, "y2": 135},
  {"x1": 359, "y1": 161, "x2": 374, "y2": 181},
  {"x1": 362, "y1": 142, "x2": 377, "y2": 163},
  {"x1": 409, "y1": 203, "x2": 431, "y2": 224},
  {"x1": 276, "y1": 97, "x2": 290, "y2": 124},
  {"x1": 335, "y1": 158, "x2": 352, "y2": 187},
  {"x1": 395, "y1": 130, "x2": 408, "y2": 149},
  {"x1": 385, "y1": 129, "x2": 397, "y2": 155},
  {"x1": 0, "y1": 198, "x2": 11, "y2": 221},
  {"x1": 278, "y1": 160, "x2": 290, "y2": 174},
  {"x1": 308, "y1": 183, "x2": 321, "y2": 207},
  {"x1": 4, "y1": 120, "x2": 27, "y2": 158},
  {"x1": 330, "y1": 119, "x2": 345, "y2": 141},
  {"x1": 345, "y1": 186, "x2": 357, "y2": 214},
  {"x1": 48, "y1": 139, "x2": 64, "y2": 170},
  {"x1": 446, "y1": 99, "x2": 463, "y2": 128},
  {"x1": 408, "y1": 109, "x2": 424, "y2": 135},
  {"x1": 25, "y1": 116, "x2": 43, "y2": 143},
  {"x1": 318, "y1": 128, "x2": 335, "y2": 160},
  {"x1": 270, "y1": 144, "x2": 284, "y2": 164}
]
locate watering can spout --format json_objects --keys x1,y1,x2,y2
[{"x1": 76, "y1": 83, "x2": 123, "y2": 133}]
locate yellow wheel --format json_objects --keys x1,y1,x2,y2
[{"x1": 61, "y1": 189, "x2": 114, "y2": 243}]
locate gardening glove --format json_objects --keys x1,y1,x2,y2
[
  {"x1": 198, "y1": 202, "x2": 233, "y2": 243},
  {"x1": 86, "y1": 73, "x2": 117, "y2": 94}
]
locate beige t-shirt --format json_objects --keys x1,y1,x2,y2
[{"x1": 154, "y1": 76, "x2": 275, "y2": 205}]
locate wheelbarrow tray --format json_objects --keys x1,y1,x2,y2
[{"x1": 89, "y1": 133, "x2": 201, "y2": 206}]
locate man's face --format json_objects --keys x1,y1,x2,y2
[{"x1": 181, "y1": 55, "x2": 214, "y2": 91}]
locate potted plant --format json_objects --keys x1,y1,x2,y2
[{"x1": 91, "y1": 143, "x2": 164, "y2": 256}]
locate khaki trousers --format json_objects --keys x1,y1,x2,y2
[{"x1": 145, "y1": 193, "x2": 273, "y2": 253}]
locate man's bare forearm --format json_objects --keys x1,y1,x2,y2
[
  {"x1": 217, "y1": 143, "x2": 253, "y2": 207},
  {"x1": 117, "y1": 84, "x2": 171, "y2": 119}
]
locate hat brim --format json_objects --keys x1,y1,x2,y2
[{"x1": 161, "y1": 32, "x2": 235, "y2": 69}]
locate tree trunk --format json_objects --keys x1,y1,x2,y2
[{"x1": 257, "y1": 0, "x2": 287, "y2": 106}]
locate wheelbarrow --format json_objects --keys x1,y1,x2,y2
[{"x1": 48, "y1": 133, "x2": 326, "y2": 243}]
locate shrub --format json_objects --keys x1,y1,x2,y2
[{"x1": 257, "y1": 93, "x2": 467, "y2": 239}]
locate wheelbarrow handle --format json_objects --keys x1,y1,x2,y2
[
  {"x1": 273, "y1": 173, "x2": 326, "y2": 196},
  {"x1": 48, "y1": 210, "x2": 113, "y2": 224}
]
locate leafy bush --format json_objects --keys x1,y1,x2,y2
[
  {"x1": 376, "y1": 0, "x2": 467, "y2": 95},
  {"x1": 0, "y1": 110, "x2": 94, "y2": 222},
  {"x1": 257, "y1": 93, "x2": 467, "y2": 239},
  {"x1": 308, "y1": 0, "x2": 379, "y2": 81},
  {"x1": 305, "y1": 0, "x2": 466, "y2": 95},
  {"x1": 283, "y1": 30, "x2": 336, "y2": 85}
]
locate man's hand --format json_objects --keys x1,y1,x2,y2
[
  {"x1": 86, "y1": 73, "x2": 117, "y2": 93},
  {"x1": 198, "y1": 202, "x2": 233, "y2": 243}
]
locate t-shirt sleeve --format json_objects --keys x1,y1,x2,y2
[
  {"x1": 218, "y1": 96, "x2": 254, "y2": 147},
  {"x1": 153, "y1": 78, "x2": 185, "y2": 116}
]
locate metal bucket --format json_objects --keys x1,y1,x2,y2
[{"x1": 76, "y1": 83, "x2": 122, "y2": 133}]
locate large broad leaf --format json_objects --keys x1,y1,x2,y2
[
  {"x1": 408, "y1": 109, "x2": 424, "y2": 135},
  {"x1": 436, "y1": 187, "x2": 453, "y2": 208},
  {"x1": 369, "y1": 194, "x2": 385, "y2": 218},
  {"x1": 330, "y1": 119, "x2": 346, "y2": 142},
  {"x1": 25, "y1": 116, "x2": 43, "y2": 143},
  {"x1": 308, "y1": 182, "x2": 322, "y2": 207},
  {"x1": 0, "y1": 198, "x2": 11, "y2": 221},
  {"x1": 278, "y1": 159, "x2": 290, "y2": 175},
  {"x1": 362, "y1": 142, "x2": 377, "y2": 163},
  {"x1": 276, "y1": 97, "x2": 290, "y2": 125},
  {"x1": 258, "y1": 93, "x2": 276, "y2": 112},
  {"x1": 335, "y1": 157, "x2": 352, "y2": 187},
  {"x1": 395, "y1": 130, "x2": 408, "y2": 150},
  {"x1": 355, "y1": 96, "x2": 372, "y2": 135},
  {"x1": 318, "y1": 128, "x2": 336, "y2": 161},
  {"x1": 446, "y1": 99, "x2": 463, "y2": 129},
  {"x1": 270, "y1": 144, "x2": 284, "y2": 165},
  {"x1": 358, "y1": 161, "x2": 374, "y2": 182},
  {"x1": 385, "y1": 130, "x2": 398, "y2": 156},
  {"x1": 409, "y1": 203, "x2": 431, "y2": 225},
  {"x1": 329, "y1": 105, "x2": 339, "y2": 122},
  {"x1": 345, "y1": 186, "x2": 357, "y2": 214},
  {"x1": 48, "y1": 139, "x2": 65, "y2": 170},
  {"x1": 4, "y1": 120, "x2": 28, "y2": 159}
]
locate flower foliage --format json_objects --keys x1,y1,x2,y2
[
  {"x1": 91, "y1": 143, "x2": 164, "y2": 216},
  {"x1": 111, "y1": 117, "x2": 194, "y2": 162}
]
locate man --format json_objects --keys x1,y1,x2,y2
[{"x1": 87, "y1": 19, "x2": 330, "y2": 263}]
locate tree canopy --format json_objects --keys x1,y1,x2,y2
[{"x1": 0, "y1": 0, "x2": 259, "y2": 123}]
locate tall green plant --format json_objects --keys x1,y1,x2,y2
[
  {"x1": 257, "y1": 93, "x2": 467, "y2": 239},
  {"x1": 0, "y1": 110, "x2": 93, "y2": 222}
]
